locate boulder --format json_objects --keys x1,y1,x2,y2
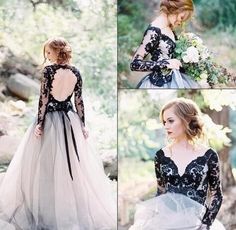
[
  {"x1": 0, "y1": 45, "x2": 40, "y2": 79},
  {"x1": 7, "y1": 73, "x2": 40, "y2": 100},
  {"x1": 101, "y1": 150, "x2": 117, "y2": 180}
]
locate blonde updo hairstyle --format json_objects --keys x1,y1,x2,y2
[
  {"x1": 160, "y1": 98, "x2": 204, "y2": 142},
  {"x1": 160, "y1": 0, "x2": 194, "y2": 21},
  {"x1": 43, "y1": 37, "x2": 72, "y2": 65}
]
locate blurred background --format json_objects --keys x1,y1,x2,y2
[
  {"x1": 118, "y1": 89, "x2": 236, "y2": 229},
  {"x1": 118, "y1": 0, "x2": 236, "y2": 88},
  {"x1": 0, "y1": 0, "x2": 117, "y2": 182}
]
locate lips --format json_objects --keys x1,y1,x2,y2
[{"x1": 167, "y1": 131, "x2": 172, "y2": 135}]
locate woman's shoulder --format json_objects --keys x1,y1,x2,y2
[
  {"x1": 194, "y1": 144, "x2": 219, "y2": 162},
  {"x1": 143, "y1": 19, "x2": 163, "y2": 35},
  {"x1": 154, "y1": 146, "x2": 167, "y2": 159}
]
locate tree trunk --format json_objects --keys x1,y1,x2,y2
[{"x1": 206, "y1": 106, "x2": 236, "y2": 190}]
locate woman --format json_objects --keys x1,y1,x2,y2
[
  {"x1": 130, "y1": 0, "x2": 202, "y2": 88},
  {"x1": 129, "y1": 98, "x2": 225, "y2": 230},
  {"x1": 0, "y1": 37, "x2": 116, "y2": 230}
]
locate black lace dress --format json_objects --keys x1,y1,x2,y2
[
  {"x1": 130, "y1": 25, "x2": 201, "y2": 89},
  {"x1": 129, "y1": 148, "x2": 224, "y2": 230},
  {"x1": 0, "y1": 64, "x2": 116, "y2": 230}
]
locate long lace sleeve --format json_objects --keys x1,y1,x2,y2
[
  {"x1": 202, "y1": 151, "x2": 223, "y2": 228},
  {"x1": 74, "y1": 70, "x2": 85, "y2": 127},
  {"x1": 154, "y1": 151, "x2": 166, "y2": 196},
  {"x1": 37, "y1": 67, "x2": 50, "y2": 129},
  {"x1": 130, "y1": 27, "x2": 169, "y2": 72}
]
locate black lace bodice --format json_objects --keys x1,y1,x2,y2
[
  {"x1": 130, "y1": 25, "x2": 177, "y2": 86},
  {"x1": 37, "y1": 64, "x2": 85, "y2": 128},
  {"x1": 154, "y1": 148, "x2": 223, "y2": 228}
]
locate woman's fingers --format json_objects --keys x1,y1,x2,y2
[
  {"x1": 167, "y1": 59, "x2": 182, "y2": 69},
  {"x1": 34, "y1": 126, "x2": 42, "y2": 138}
]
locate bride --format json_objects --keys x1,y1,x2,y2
[
  {"x1": 129, "y1": 98, "x2": 225, "y2": 230},
  {"x1": 130, "y1": 0, "x2": 203, "y2": 89},
  {"x1": 0, "y1": 37, "x2": 116, "y2": 230}
]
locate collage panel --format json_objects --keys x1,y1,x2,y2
[
  {"x1": 118, "y1": 0, "x2": 236, "y2": 89},
  {"x1": 0, "y1": 0, "x2": 117, "y2": 229},
  {"x1": 118, "y1": 89, "x2": 236, "y2": 229}
]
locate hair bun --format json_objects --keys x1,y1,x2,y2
[
  {"x1": 189, "y1": 117, "x2": 203, "y2": 137},
  {"x1": 160, "y1": 0, "x2": 194, "y2": 15},
  {"x1": 44, "y1": 37, "x2": 72, "y2": 65}
]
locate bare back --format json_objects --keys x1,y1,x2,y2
[{"x1": 51, "y1": 68, "x2": 77, "y2": 101}]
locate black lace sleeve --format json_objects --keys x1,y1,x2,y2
[
  {"x1": 130, "y1": 27, "x2": 169, "y2": 72},
  {"x1": 37, "y1": 67, "x2": 50, "y2": 128},
  {"x1": 74, "y1": 69, "x2": 85, "y2": 127},
  {"x1": 202, "y1": 150, "x2": 223, "y2": 227},
  {"x1": 154, "y1": 150, "x2": 166, "y2": 196}
]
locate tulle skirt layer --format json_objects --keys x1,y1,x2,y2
[
  {"x1": 129, "y1": 193, "x2": 225, "y2": 230},
  {"x1": 137, "y1": 70, "x2": 205, "y2": 89},
  {"x1": 0, "y1": 111, "x2": 117, "y2": 230}
]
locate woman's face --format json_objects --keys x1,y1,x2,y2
[
  {"x1": 162, "y1": 106, "x2": 186, "y2": 140},
  {"x1": 168, "y1": 11, "x2": 191, "y2": 28},
  {"x1": 45, "y1": 45, "x2": 58, "y2": 63}
]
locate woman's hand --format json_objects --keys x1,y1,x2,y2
[
  {"x1": 34, "y1": 124, "x2": 43, "y2": 138},
  {"x1": 82, "y1": 127, "x2": 89, "y2": 139},
  {"x1": 166, "y1": 59, "x2": 182, "y2": 69}
]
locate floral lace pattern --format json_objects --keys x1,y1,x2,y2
[
  {"x1": 37, "y1": 64, "x2": 85, "y2": 128},
  {"x1": 154, "y1": 149, "x2": 223, "y2": 227},
  {"x1": 130, "y1": 25, "x2": 177, "y2": 86}
]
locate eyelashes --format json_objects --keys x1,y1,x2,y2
[{"x1": 163, "y1": 119, "x2": 174, "y2": 125}]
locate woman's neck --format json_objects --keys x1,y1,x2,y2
[
  {"x1": 172, "y1": 137, "x2": 193, "y2": 149},
  {"x1": 156, "y1": 13, "x2": 170, "y2": 28}
]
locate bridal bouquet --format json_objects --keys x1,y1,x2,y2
[{"x1": 174, "y1": 32, "x2": 230, "y2": 87}]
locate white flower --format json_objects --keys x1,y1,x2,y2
[
  {"x1": 182, "y1": 46, "x2": 199, "y2": 63},
  {"x1": 200, "y1": 72, "x2": 208, "y2": 80},
  {"x1": 182, "y1": 55, "x2": 190, "y2": 63},
  {"x1": 201, "y1": 48, "x2": 210, "y2": 60},
  {"x1": 185, "y1": 33, "x2": 195, "y2": 39},
  {"x1": 194, "y1": 36, "x2": 203, "y2": 45}
]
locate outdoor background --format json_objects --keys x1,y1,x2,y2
[
  {"x1": 0, "y1": 0, "x2": 117, "y2": 182},
  {"x1": 118, "y1": 89, "x2": 236, "y2": 229},
  {"x1": 118, "y1": 0, "x2": 236, "y2": 88}
]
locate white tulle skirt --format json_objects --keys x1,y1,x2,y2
[
  {"x1": 0, "y1": 111, "x2": 117, "y2": 230},
  {"x1": 129, "y1": 193, "x2": 224, "y2": 230},
  {"x1": 137, "y1": 70, "x2": 208, "y2": 89}
]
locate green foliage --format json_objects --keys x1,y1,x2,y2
[
  {"x1": 174, "y1": 33, "x2": 229, "y2": 86},
  {"x1": 118, "y1": 90, "x2": 163, "y2": 160},
  {"x1": 118, "y1": 0, "x2": 147, "y2": 86},
  {"x1": 196, "y1": 0, "x2": 236, "y2": 29}
]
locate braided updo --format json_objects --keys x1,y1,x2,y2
[
  {"x1": 43, "y1": 37, "x2": 72, "y2": 64},
  {"x1": 160, "y1": 0, "x2": 194, "y2": 19},
  {"x1": 160, "y1": 98, "x2": 204, "y2": 141}
]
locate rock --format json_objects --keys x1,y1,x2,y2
[
  {"x1": 0, "y1": 91, "x2": 6, "y2": 102},
  {"x1": 0, "y1": 84, "x2": 6, "y2": 101},
  {"x1": 101, "y1": 150, "x2": 117, "y2": 180},
  {"x1": 8, "y1": 100, "x2": 27, "y2": 116},
  {"x1": 0, "y1": 135, "x2": 21, "y2": 164},
  {"x1": 7, "y1": 73, "x2": 40, "y2": 100},
  {"x1": 0, "y1": 45, "x2": 40, "y2": 79},
  {"x1": 0, "y1": 129, "x2": 7, "y2": 136}
]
